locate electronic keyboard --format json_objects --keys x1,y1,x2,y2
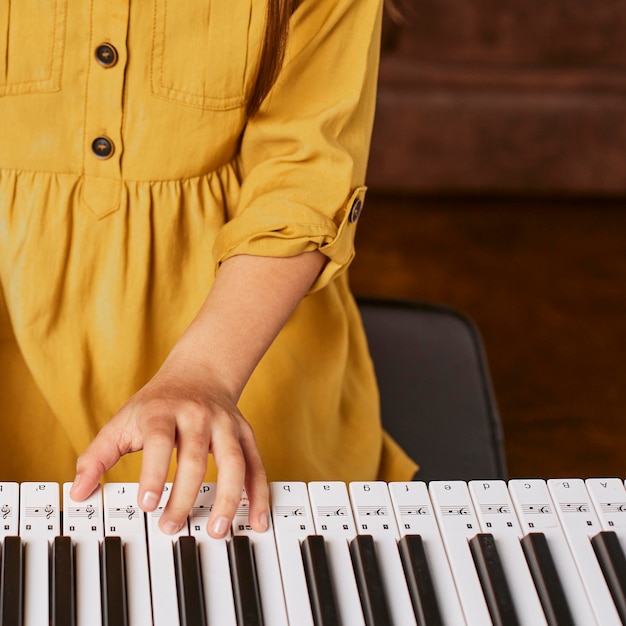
[{"x1": 1, "y1": 479, "x2": 626, "y2": 625}]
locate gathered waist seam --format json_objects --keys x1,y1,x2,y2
[{"x1": 0, "y1": 166, "x2": 228, "y2": 186}]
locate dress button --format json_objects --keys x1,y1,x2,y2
[
  {"x1": 349, "y1": 198, "x2": 363, "y2": 223},
  {"x1": 95, "y1": 43, "x2": 118, "y2": 68},
  {"x1": 92, "y1": 136, "x2": 114, "y2": 159}
]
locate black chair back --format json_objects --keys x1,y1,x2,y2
[{"x1": 358, "y1": 298, "x2": 507, "y2": 481}]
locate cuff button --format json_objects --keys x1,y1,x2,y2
[{"x1": 349, "y1": 198, "x2": 363, "y2": 223}]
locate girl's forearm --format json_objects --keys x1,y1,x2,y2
[{"x1": 169, "y1": 250, "x2": 326, "y2": 399}]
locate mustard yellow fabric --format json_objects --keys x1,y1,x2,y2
[{"x1": 0, "y1": 0, "x2": 418, "y2": 484}]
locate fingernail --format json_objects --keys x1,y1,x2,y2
[
  {"x1": 140, "y1": 491, "x2": 160, "y2": 510},
  {"x1": 212, "y1": 516, "x2": 230, "y2": 537},
  {"x1": 259, "y1": 512, "x2": 268, "y2": 531},
  {"x1": 162, "y1": 520, "x2": 182, "y2": 535}
]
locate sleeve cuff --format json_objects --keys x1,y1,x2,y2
[{"x1": 213, "y1": 186, "x2": 367, "y2": 292}]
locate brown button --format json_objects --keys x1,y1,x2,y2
[
  {"x1": 95, "y1": 43, "x2": 118, "y2": 68},
  {"x1": 349, "y1": 198, "x2": 363, "y2": 223},
  {"x1": 92, "y1": 136, "x2": 114, "y2": 159}
]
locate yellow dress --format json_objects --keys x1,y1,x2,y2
[{"x1": 0, "y1": 0, "x2": 418, "y2": 483}]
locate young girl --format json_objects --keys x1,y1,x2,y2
[{"x1": 0, "y1": 0, "x2": 417, "y2": 537}]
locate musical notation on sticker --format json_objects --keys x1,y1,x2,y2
[
  {"x1": 273, "y1": 506, "x2": 306, "y2": 517},
  {"x1": 521, "y1": 503, "x2": 553, "y2": 515},
  {"x1": 67, "y1": 504, "x2": 98, "y2": 520},
  {"x1": 599, "y1": 502, "x2": 626, "y2": 514},
  {"x1": 235, "y1": 502, "x2": 250, "y2": 517},
  {"x1": 397, "y1": 504, "x2": 430, "y2": 516},
  {"x1": 316, "y1": 506, "x2": 349, "y2": 517},
  {"x1": 479, "y1": 503, "x2": 511, "y2": 515},
  {"x1": 441, "y1": 505, "x2": 471, "y2": 516},
  {"x1": 108, "y1": 506, "x2": 139, "y2": 521},
  {"x1": 357, "y1": 506, "x2": 388, "y2": 517},
  {"x1": 560, "y1": 502, "x2": 590, "y2": 514},
  {"x1": 191, "y1": 504, "x2": 213, "y2": 518},
  {"x1": 25, "y1": 505, "x2": 55, "y2": 519}
]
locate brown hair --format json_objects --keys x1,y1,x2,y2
[
  {"x1": 246, "y1": 0, "x2": 404, "y2": 118},
  {"x1": 246, "y1": 0, "x2": 299, "y2": 118}
]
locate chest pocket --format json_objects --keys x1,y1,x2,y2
[
  {"x1": 152, "y1": 0, "x2": 253, "y2": 111},
  {"x1": 0, "y1": 0, "x2": 67, "y2": 96}
]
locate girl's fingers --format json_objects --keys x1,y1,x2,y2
[
  {"x1": 160, "y1": 413, "x2": 268, "y2": 537},
  {"x1": 206, "y1": 423, "x2": 248, "y2": 538},
  {"x1": 137, "y1": 414, "x2": 177, "y2": 513},
  {"x1": 70, "y1": 394, "x2": 269, "y2": 541},
  {"x1": 159, "y1": 431, "x2": 209, "y2": 534},
  {"x1": 70, "y1": 419, "x2": 129, "y2": 501},
  {"x1": 240, "y1": 425, "x2": 269, "y2": 532}
]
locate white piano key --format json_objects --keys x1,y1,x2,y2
[
  {"x1": 587, "y1": 477, "x2": 626, "y2": 622},
  {"x1": 349, "y1": 481, "x2": 417, "y2": 626},
  {"x1": 232, "y1": 488, "x2": 289, "y2": 626},
  {"x1": 469, "y1": 480, "x2": 547, "y2": 626},
  {"x1": 271, "y1": 482, "x2": 316, "y2": 626},
  {"x1": 547, "y1": 478, "x2": 621, "y2": 625},
  {"x1": 20, "y1": 482, "x2": 60, "y2": 626},
  {"x1": 389, "y1": 481, "x2": 466, "y2": 625},
  {"x1": 509, "y1": 479, "x2": 597, "y2": 625},
  {"x1": 189, "y1": 483, "x2": 237, "y2": 626},
  {"x1": 586, "y1": 478, "x2": 626, "y2": 549},
  {"x1": 308, "y1": 481, "x2": 366, "y2": 626},
  {"x1": 0, "y1": 482, "x2": 19, "y2": 538},
  {"x1": 146, "y1": 484, "x2": 189, "y2": 626},
  {"x1": 428, "y1": 480, "x2": 493, "y2": 625},
  {"x1": 63, "y1": 483, "x2": 104, "y2": 626},
  {"x1": 103, "y1": 483, "x2": 153, "y2": 626}
]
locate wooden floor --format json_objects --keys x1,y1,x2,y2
[{"x1": 350, "y1": 195, "x2": 626, "y2": 480}]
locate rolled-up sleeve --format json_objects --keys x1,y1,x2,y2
[{"x1": 213, "y1": 0, "x2": 383, "y2": 291}]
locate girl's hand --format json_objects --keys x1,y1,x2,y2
[
  {"x1": 69, "y1": 359, "x2": 269, "y2": 538},
  {"x1": 70, "y1": 251, "x2": 325, "y2": 537}
]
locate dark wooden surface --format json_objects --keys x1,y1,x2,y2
[
  {"x1": 350, "y1": 195, "x2": 626, "y2": 479},
  {"x1": 369, "y1": 0, "x2": 626, "y2": 195}
]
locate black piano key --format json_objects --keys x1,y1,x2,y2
[
  {"x1": 591, "y1": 530, "x2": 626, "y2": 623},
  {"x1": 1, "y1": 536, "x2": 23, "y2": 626},
  {"x1": 469, "y1": 533, "x2": 519, "y2": 626},
  {"x1": 174, "y1": 536, "x2": 207, "y2": 626},
  {"x1": 349, "y1": 534, "x2": 392, "y2": 626},
  {"x1": 301, "y1": 535, "x2": 340, "y2": 626},
  {"x1": 228, "y1": 535, "x2": 263, "y2": 626},
  {"x1": 521, "y1": 532, "x2": 575, "y2": 626},
  {"x1": 101, "y1": 536, "x2": 128, "y2": 626},
  {"x1": 51, "y1": 536, "x2": 75, "y2": 626},
  {"x1": 398, "y1": 534, "x2": 443, "y2": 626}
]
